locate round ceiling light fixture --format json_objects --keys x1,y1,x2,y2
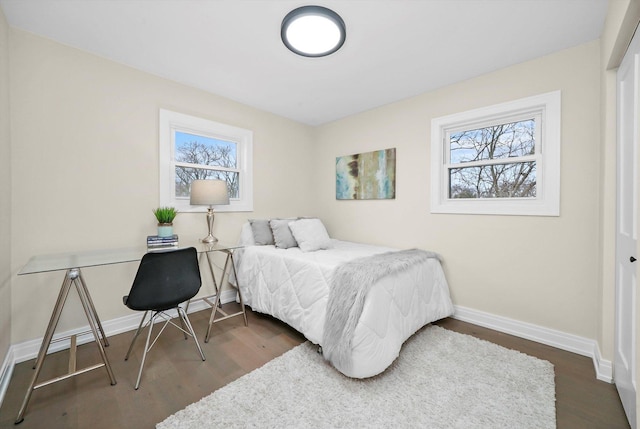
[{"x1": 281, "y1": 5, "x2": 346, "y2": 57}]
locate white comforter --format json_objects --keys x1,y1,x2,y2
[{"x1": 234, "y1": 237, "x2": 454, "y2": 378}]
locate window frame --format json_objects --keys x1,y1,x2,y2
[
  {"x1": 430, "y1": 91, "x2": 561, "y2": 216},
  {"x1": 159, "y1": 109, "x2": 253, "y2": 212}
]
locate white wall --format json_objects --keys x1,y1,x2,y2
[
  {"x1": 0, "y1": 6, "x2": 11, "y2": 364},
  {"x1": 313, "y1": 42, "x2": 602, "y2": 343},
  {"x1": 9, "y1": 29, "x2": 315, "y2": 343}
]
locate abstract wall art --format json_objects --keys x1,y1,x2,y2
[{"x1": 336, "y1": 148, "x2": 396, "y2": 200}]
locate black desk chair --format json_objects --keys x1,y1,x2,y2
[{"x1": 123, "y1": 247, "x2": 205, "y2": 389}]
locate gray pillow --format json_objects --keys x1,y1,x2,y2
[
  {"x1": 270, "y1": 218, "x2": 298, "y2": 249},
  {"x1": 249, "y1": 219, "x2": 274, "y2": 245}
]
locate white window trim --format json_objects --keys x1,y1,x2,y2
[
  {"x1": 430, "y1": 91, "x2": 561, "y2": 216},
  {"x1": 159, "y1": 109, "x2": 253, "y2": 212}
]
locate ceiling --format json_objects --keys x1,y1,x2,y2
[{"x1": 0, "y1": 0, "x2": 608, "y2": 126}]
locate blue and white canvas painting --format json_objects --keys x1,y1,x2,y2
[{"x1": 336, "y1": 148, "x2": 396, "y2": 200}]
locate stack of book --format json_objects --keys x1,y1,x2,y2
[{"x1": 147, "y1": 234, "x2": 179, "y2": 249}]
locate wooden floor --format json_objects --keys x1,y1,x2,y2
[
  {"x1": 0, "y1": 304, "x2": 630, "y2": 429},
  {"x1": 435, "y1": 318, "x2": 630, "y2": 429}
]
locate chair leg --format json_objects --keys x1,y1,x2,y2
[
  {"x1": 180, "y1": 299, "x2": 191, "y2": 340},
  {"x1": 178, "y1": 307, "x2": 205, "y2": 361},
  {"x1": 125, "y1": 311, "x2": 149, "y2": 361},
  {"x1": 178, "y1": 306, "x2": 188, "y2": 340},
  {"x1": 135, "y1": 311, "x2": 158, "y2": 390}
]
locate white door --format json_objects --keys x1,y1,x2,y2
[{"x1": 616, "y1": 26, "x2": 639, "y2": 429}]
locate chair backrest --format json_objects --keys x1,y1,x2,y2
[{"x1": 125, "y1": 247, "x2": 201, "y2": 311}]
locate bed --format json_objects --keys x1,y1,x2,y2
[{"x1": 233, "y1": 218, "x2": 454, "y2": 378}]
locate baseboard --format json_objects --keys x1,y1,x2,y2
[
  {"x1": 0, "y1": 297, "x2": 614, "y2": 408},
  {"x1": 0, "y1": 289, "x2": 237, "y2": 407},
  {"x1": 453, "y1": 305, "x2": 613, "y2": 383}
]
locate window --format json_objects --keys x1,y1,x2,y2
[
  {"x1": 159, "y1": 109, "x2": 253, "y2": 212},
  {"x1": 430, "y1": 91, "x2": 560, "y2": 216}
]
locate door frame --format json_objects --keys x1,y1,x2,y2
[{"x1": 615, "y1": 25, "x2": 640, "y2": 429}]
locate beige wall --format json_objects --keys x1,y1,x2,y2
[
  {"x1": 314, "y1": 41, "x2": 602, "y2": 341},
  {"x1": 3, "y1": 8, "x2": 637, "y2": 423},
  {"x1": 9, "y1": 29, "x2": 315, "y2": 342},
  {"x1": 2, "y1": 3, "x2": 626, "y2": 353},
  {"x1": 0, "y1": 7, "x2": 11, "y2": 363}
]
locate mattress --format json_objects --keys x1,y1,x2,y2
[{"x1": 234, "y1": 230, "x2": 454, "y2": 378}]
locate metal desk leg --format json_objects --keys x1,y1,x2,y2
[
  {"x1": 204, "y1": 251, "x2": 227, "y2": 343},
  {"x1": 204, "y1": 251, "x2": 221, "y2": 297},
  {"x1": 15, "y1": 268, "x2": 116, "y2": 424},
  {"x1": 76, "y1": 270, "x2": 109, "y2": 347},
  {"x1": 74, "y1": 273, "x2": 117, "y2": 384},
  {"x1": 229, "y1": 252, "x2": 248, "y2": 327},
  {"x1": 204, "y1": 250, "x2": 248, "y2": 343},
  {"x1": 15, "y1": 270, "x2": 73, "y2": 424}
]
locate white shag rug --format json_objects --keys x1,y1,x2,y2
[{"x1": 157, "y1": 325, "x2": 556, "y2": 429}]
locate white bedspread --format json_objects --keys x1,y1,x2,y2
[{"x1": 234, "y1": 238, "x2": 454, "y2": 378}]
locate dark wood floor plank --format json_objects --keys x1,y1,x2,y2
[{"x1": 0, "y1": 305, "x2": 630, "y2": 429}]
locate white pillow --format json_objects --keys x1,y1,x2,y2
[{"x1": 289, "y1": 218, "x2": 331, "y2": 252}]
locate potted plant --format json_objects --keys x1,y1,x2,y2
[{"x1": 153, "y1": 207, "x2": 177, "y2": 237}]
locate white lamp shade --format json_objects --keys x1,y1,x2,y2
[{"x1": 190, "y1": 179, "x2": 230, "y2": 206}]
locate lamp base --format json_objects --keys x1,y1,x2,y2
[
  {"x1": 201, "y1": 207, "x2": 218, "y2": 243},
  {"x1": 201, "y1": 234, "x2": 219, "y2": 244}
]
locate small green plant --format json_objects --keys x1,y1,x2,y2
[{"x1": 153, "y1": 207, "x2": 177, "y2": 224}]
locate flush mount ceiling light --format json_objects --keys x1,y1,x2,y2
[{"x1": 281, "y1": 5, "x2": 346, "y2": 57}]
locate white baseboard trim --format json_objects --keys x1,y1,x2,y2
[
  {"x1": 453, "y1": 305, "x2": 613, "y2": 383},
  {"x1": 0, "y1": 298, "x2": 613, "y2": 408},
  {"x1": 0, "y1": 290, "x2": 237, "y2": 407}
]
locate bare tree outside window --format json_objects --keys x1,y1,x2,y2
[
  {"x1": 173, "y1": 131, "x2": 239, "y2": 199},
  {"x1": 448, "y1": 119, "x2": 536, "y2": 198}
]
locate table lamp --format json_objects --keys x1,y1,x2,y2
[{"x1": 189, "y1": 179, "x2": 230, "y2": 243}]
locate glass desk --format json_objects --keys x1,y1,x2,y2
[{"x1": 15, "y1": 242, "x2": 245, "y2": 424}]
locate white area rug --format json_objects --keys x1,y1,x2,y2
[{"x1": 157, "y1": 325, "x2": 556, "y2": 428}]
